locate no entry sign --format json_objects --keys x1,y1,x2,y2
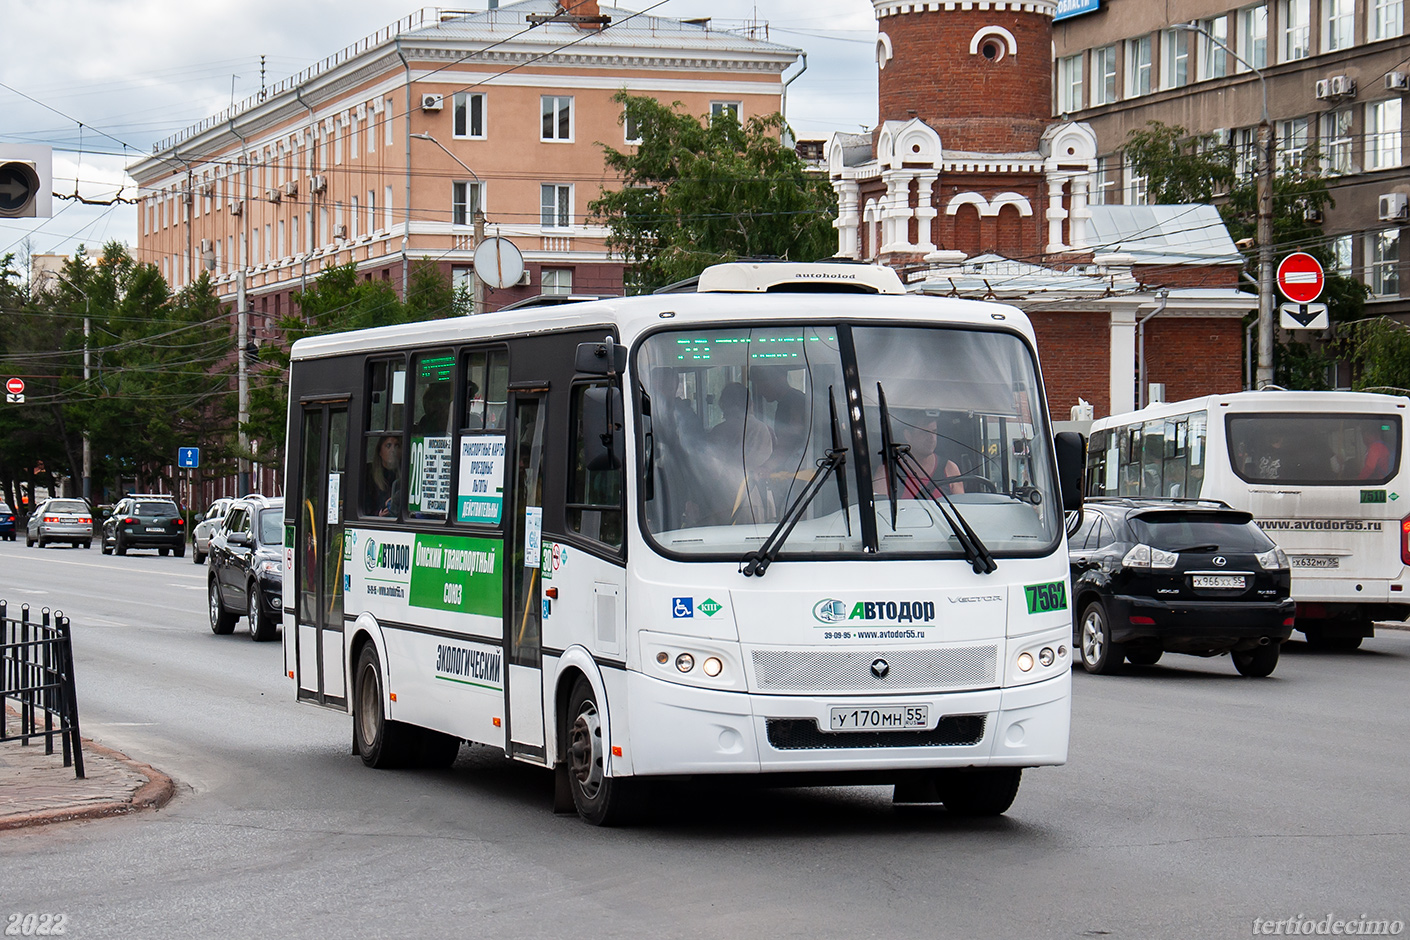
[
  {"x1": 5, "y1": 377, "x2": 24, "y2": 395},
  {"x1": 1277, "y1": 252, "x2": 1325, "y2": 304}
]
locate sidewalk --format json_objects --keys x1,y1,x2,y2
[{"x1": 0, "y1": 711, "x2": 175, "y2": 831}]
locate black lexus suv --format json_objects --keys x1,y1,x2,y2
[
  {"x1": 208, "y1": 494, "x2": 284, "y2": 641},
  {"x1": 1069, "y1": 498, "x2": 1295, "y2": 677}
]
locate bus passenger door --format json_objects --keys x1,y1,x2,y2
[
  {"x1": 506, "y1": 391, "x2": 547, "y2": 761},
  {"x1": 293, "y1": 402, "x2": 349, "y2": 709}
]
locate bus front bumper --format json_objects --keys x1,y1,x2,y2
[{"x1": 621, "y1": 668, "x2": 1069, "y2": 778}]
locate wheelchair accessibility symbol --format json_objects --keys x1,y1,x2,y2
[{"x1": 672, "y1": 597, "x2": 693, "y2": 618}]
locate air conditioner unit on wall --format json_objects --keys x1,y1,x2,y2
[
  {"x1": 516, "y1": 270, "x2": 531, "y2": 286},
  {"x1": 1388, "y1": 72, "x2": 1410, "y2": 91},
  {"x1": 282, "y1": 179, "x2": 299, "y2": 197},
  {"x1": 265, "y1": 188, "x2": 281, "y2": 204},
  {"x1": 333, "y1": 223, "x2": 348, "y2": 239},
  {"x1": 421, "y1": 93, "x2": 444, "y2": 111},
  {"x1": 229, "y1": 199, "x2": 243, "y2": 216},
  {"x1": 1315, "y1": 79, "x2": 1333, "y2": 100},
  {"x1": 1379, "y1": 193, "x2": 1409, "y2": 222},
  {"x1": 308, "y1": 175, "x2": 327, "y2": 194},
  {"x1": 1329, "y1": 75, "x2": 1355, "y2": 97}
]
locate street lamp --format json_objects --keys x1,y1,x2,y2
[
  {"x1": 410, "y1": 132, "x2": 486, "y2": 314},
  {"x1": 51, "y1": 269, "x2": 92, "y2": 502},
  {"x1": 1174, "y1": 22, "x2": 1276, "y2": 388}
]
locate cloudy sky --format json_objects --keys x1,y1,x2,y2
[{"x1": 1, "y1": 0, "x2": 879, "y2": 268}]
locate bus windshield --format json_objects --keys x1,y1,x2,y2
[
  {"x1": 1227, "y1": 413, "x2": 1402, "y2": 486},
  {"x1": 637, "y1": 323, "x2": 1061, "y2": 558}
]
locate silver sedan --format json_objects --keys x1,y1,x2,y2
[{"x1": 26, "y1": 498, "x2": 94, "y2": 549}]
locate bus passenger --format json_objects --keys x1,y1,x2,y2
[
  {"x1": 1360, "y1": 424, "x2": 1392, "y2": 479},
  {"x1": 365, "y1": 435, "x2": 402, "y2": 517}
]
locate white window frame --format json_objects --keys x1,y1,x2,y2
[
  {"x1": 385, "y1": 185, "x2": 394, "y2": 231},
  {"x1": 624, "y1": 107, "x2": 643, "y2": 145},
  {"x1": 1090, "y1": 156, "x2": 1116, "y2": 205},
  {"x1": 1199, "y1": 16, "x2": 1229, "y2": 80},
  {"x1": 1324, "y1": 0, "x2": 1355, "y2": 51},
  {"x1": 541, "y1": 95, "x2": 574, "y2": 142},
  {"x1": 540, "y1": 183, "x2": 573, "y2": 229},
  {"x1": 1368, "y1": 229, "x2": 1400, "y2": 296},
  {"x1": 1321, "y1": 108, "x2": 1355, "y2": 175},
  {"x1": 1367, "y1": 98, "x2": 1403, "y2": 169},
  {"x1": 1331, "y1": 234, "x2": 1353, "y2": 275},
  {"x1": 542, "y1": 268, "x2": 573, "y2": 295},
  {"x1": 1238, "y1": 4, "x2": 1269, "y2": 70},
  {"x1": 454, "y1": 92, "x2": 486, "y2": 139},
  {"x1": 1161, "y1": 27, "x2": 1191, "y2": 89},
  {"x1": 1277, "y1": 117, "x2": 1310, "y2": 172},
  {"x1": 1125, "y1": 164, "x2": 1149, "y2": 205},
  {"x1": 1091, "y1": 45, "x2": 1117, "y2": 106},
  {"x1": 1057, "y1": 54, "x2": 1084, "y2": 113},
  {"x1": 452, "y1": 181, "x2": 484, "y2": 227},
  {"x1": 1126, "y1": 36, "x2": 1152, "y2": 98},
  {"x1": 710, "y1": 101, "x2": 742, "y2": 123},
  {"x1": 1280, "y1": 0, "x2": 1311, "y2": 61},
  {"x1": 1372, "y1": 0, "x2": 1404, "y2": 39}
]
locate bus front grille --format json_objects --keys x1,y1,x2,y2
[
  {"x1": 764, "y1": 716, "x2": 987, "y2": 750},
  {"x1": 750, "y1": 646, "x2": 997, "y2": 693}
]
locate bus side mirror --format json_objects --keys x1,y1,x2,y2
[
  {"x1": 583, "y1": 385, "x2": 624, "y2": 471},
  {"x1": 575, "y1": 337, "x2": 626, "y2": 376},
  {"x1": 1054, "y1": 431, "x2": 1086, "y2": 513}
]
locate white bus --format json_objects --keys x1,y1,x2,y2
[
  {"x1": 281, "y1": 261, "x2": 1084, "y2": 824},
  {"x1": 1086, "y1": 390, "x2": 1410, "y2": 649}
]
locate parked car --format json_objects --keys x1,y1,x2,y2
[
  {"x1": 0, "y1": 502, "x2": 15, "y2": 541},
  {"x1": 191, "y1": 498, "x2": 236, "y2": 564},
  {"x1": 208, "y1": 494, "x2": 284, "y2": 641},
  {"x1": 26, "y1": 498, "x2": 94, "y2": 549},
  {"x1": 100, "y1": 495, "x2": 186, "y2": 557},
  {"x1": 1069, "y1": 497, "x2": 1295, "y2": 677}
]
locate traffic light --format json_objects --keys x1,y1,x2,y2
[{"x1": 0, "y1": 145, "x2": 52, "y2": 219}]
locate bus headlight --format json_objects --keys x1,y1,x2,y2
[
  {"x1": 1017, "y1": 652, "x2": 1034, "y2": 672},
  {"x1": 1009, "y1": 635, "x2": 1068, "y2": 686},
  {"x1": 702, "y1": 657, "x2": 723, "y2": 677},
  {"x1": 675, "y1": 653, "x2": 695, "y2": 673},
  {"x1": 1038, "y1": 647, "x2": 1055, "y2": 667}
]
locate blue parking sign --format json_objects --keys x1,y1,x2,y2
[{"x1": 178, "y1": 446, "x2": 200, "y2": 469}]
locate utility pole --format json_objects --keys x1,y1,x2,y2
[
  {"x1": 473, "y1": 207, "x2": 486, "y2": 314},
  {"x1": 82, "y1": 297, "x2": 90, "y2": 502},
  {"x1": 1256, "y1": 121, "x2": 1276, "y2": 389},
  {"x1": 237, "y1": 270, "x2": 250, "y2": 497}
]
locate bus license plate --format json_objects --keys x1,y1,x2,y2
[
  {"x1": 1193, "y1": 575, "x2": 1246, "y2": 589},
  {"x1": 1291, "y1": 556, "x2": 1339, "y2": 569},
  {"x1": 829, "y1": 705, "x2": 929, "y2": 731}
]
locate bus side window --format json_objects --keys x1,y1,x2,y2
[
  {"x1": 363, "y1": 359, "x2": 406, "y2": 519},
  {"x1": 407, "y1": 351, "x2": 455, "y2": 521},
  {"x1": 1086, "y1": 429, "x2": 1108, "y2": 496},
  {"x1": 568, "y1": 383, "x2": 624, "y2": 550}
]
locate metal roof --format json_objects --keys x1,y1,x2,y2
[{"x1": 1086, "y1": 204, "x2": 1245, "y2": 266}]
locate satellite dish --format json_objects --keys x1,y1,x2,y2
[{"x1": 472, "y1": 237, "x2": 525, "y2": 290}]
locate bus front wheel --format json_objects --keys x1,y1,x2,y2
[
  {"x1": 565, "y1": 677, "x2": 641, "y2": 826},
  {"x1": 935, "y1": 767, "x2": 1022, "y2": 816}
]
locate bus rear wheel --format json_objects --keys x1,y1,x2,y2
[
  {"x1": 934, "y1": 767, "x2": 1022, "y2": 817},
  {"x1": 565, "y1": 677, "x2": 641, "y2": 826},
  {"x1": 354, "y1": 644, "x2": 419, "y2": 769}
]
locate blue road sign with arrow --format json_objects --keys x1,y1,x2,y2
[{"x1": 178, "y1": 447, "x2": 200, "y2": 469}]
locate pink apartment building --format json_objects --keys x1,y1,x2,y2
[{"x1": 129, "y1": 0, "x2": 804, "y2": 321}]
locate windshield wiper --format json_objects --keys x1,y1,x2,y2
[
  {"x1": 877, "y1": 382, "x2": 996, "y2": 575},
  {"x1": 741, "y1": 389, "x2": 849, "y2": 577},
  {"x1": 1172, "y1": 544, "x2": 1219, "y2": 553}
]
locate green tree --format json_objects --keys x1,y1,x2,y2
[
  {"x1": 1122, "y1": 122, "x2": 1368, "y2": 389},
  {"x1": 590, "y1": 92, "x2": 838, "y2": 294}
]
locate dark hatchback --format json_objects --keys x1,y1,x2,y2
[
  {"x1": 1069, "y1": 498, "x2": 1295, "y2": 677},
  {"x1": 101, "y1": 495, "x2": 186, "y2": 556},
  {"x1": 208, "y1": 495, "x2": 284, "y2": 641},
  {"x1": 0, "y1": 502, "x2": 16, "y2": 541}
]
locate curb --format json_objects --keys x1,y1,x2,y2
[{"x1": 0, "y1": 738, "x2": 176, "y2": 832}]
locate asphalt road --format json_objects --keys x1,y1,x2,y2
[{"x1": 2, "y1": 538, "x2": 1407, "y2": 939}]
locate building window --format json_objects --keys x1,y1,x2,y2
[
  {"x1": 1277, "y1": 117, "x2": 1310, "y2": 171},
  {"x1": 625, "y1": 107, "x2": 643, "y2": 144},
  {"x1": 454, "y1": 92, "x2": 485, "y2": 139},
  {"x1": 452, "y1": 181, "x2": 483, "y2": 227},
  {"x1": 1369, "y1": 229, "x2": 1400, "y2": 296},
  {"x1": 1091, "y1": 45, "x2": 1118, "y2": 105},
  {"x1": 1125, "y1": 36, "x2": 1152, "y2": 97},
  {"x1": 1321, "y1": 109, "x2": 1355, "y2": 174},
  {"x1": 1331, "y1": 234, "x2": 1353, "y2": 275},
  {"x1": 542, "y1": 268, "x2": 573, "y2": 295},
  {"x1": 540, "y1": 183, "x2": 572, "y2": 229},
  {"x1": 385, "y1": 185, "x2": 394, "y2": 231},
  {"x1": 710, "y1": 101, "x2": 741, "y2": 123},
  {"x1": 1125, "y1": 165, "x2": 1149, "y2": 205},
  {"x1": 1199, "y1": 16, "x2": 1229, "y2": 79},
  {"x1": 1233, "y1": 126, "x2": 1260, "y2": 179},
  {"x1": 1162, "y1": 27, "x2": 1191, "y2": 89},
  {"x1": 1324, "y1": 0, "x2": 1355, "y2": 50},
  {"x1": 1367, "y1": 99, "x2": 1403, "y2": 169},
  {"x1": 1090, "y1": 156, "x2": 1116, "y2": 205},
  {"x1": 541, "y1": 95, "x2": 573, "y2": 141},
  {"x1": 350, "y1": 196, "x2": 359, "y2": 239},
  {"x1": 1280, "y1": 0, "x2": 1311, "y2": 60},
  {"x1": 1238, "y1": 4, "x2": 1269, "y2": 70},
  {"x1": 1373, "y1": 0, "x2": 1404, "y2": 39},
  {"x1": 1057, "y1": 54, "x2": 1084, "y2": 112}
]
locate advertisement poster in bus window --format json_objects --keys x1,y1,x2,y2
[
  {"x1": 409, "y1": 436, "x2": 453, "y2": 515},
  {"x1": 457, "y1": 436, "x2": 506, "y2": 523}
]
